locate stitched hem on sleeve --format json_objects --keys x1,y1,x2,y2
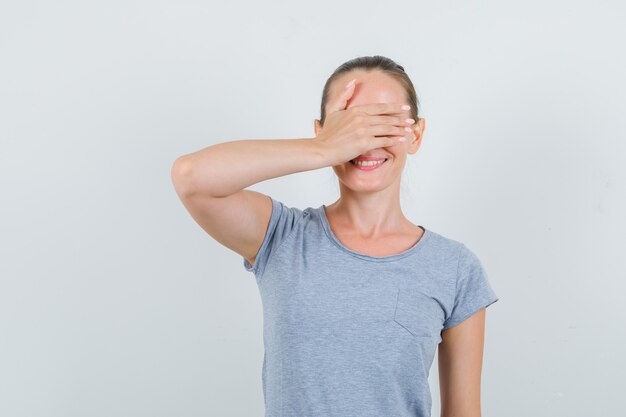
[
  {"x1": 243, "y1": 195, "x2": 280, "y2": 275},
  {"x1": 442, "y1": 296, "x2": 499, "y2": 330}
]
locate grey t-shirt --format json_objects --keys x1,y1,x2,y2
[{"x1": 243, "y1": 196, "x2": 499, "y2": 417}]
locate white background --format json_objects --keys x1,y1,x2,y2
[{"x1": 1, "y1": 1, "x2": 624, "y2": 416}]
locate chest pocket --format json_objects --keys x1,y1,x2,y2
[{"x1": 393, "y1": 287, "x2": 444, "y2": 338}]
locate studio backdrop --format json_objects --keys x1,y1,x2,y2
[{"x1": 1, "y1": 1, "x2": 624, "y2": 416}]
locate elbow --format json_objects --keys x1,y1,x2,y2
[{"x1": 171, "y1": 156, "x2": 198, "y2": 198}]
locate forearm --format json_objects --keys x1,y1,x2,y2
[{"x1": 171, "y1": 138, "x2": 330, "y2": 198}]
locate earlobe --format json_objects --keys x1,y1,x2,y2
[
  {"x1": 412, "y1": 119, "x2": 425, "y2": 141},
  {"x1": 417, "y1": 118, "x2": 426, "y2": 135},
  {"x1": 408, "y1": 120, "x2": 425, "y2": 154},
  {"x1": 314, "y1": 119, "x2": 321, "y2": 136}
]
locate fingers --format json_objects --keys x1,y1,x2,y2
[
  {"x1": 328, "y1": 78, "x2": 357, "y2": 114},
  {"x1": 356, "y1": 102, "x2": 411, "y2": 116},
  {"x1": 326, "y1": 80, "x2": 411, "y2": 118},
  {"x1": 369, "y1": 123, "x2": 413, "y2": 137},
  {"x1": 367, "y1": 114, "x2": 416, "y2": 127},
  {"x1": 378, "y1": 135, "x2": 409, "y2": 148}
]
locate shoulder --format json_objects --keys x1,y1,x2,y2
[
  {"x1": 266, "y1": 197, "x2": 314, "y2": 228},
  {"x1": 242, "y1": 197, "x2": 315, "y2": 277},
  {"x1": 421, "y1": 228, "x2": 467, "y2": 260},
  {"x1": 419, "y1": 229, "x2": 491, "y2": 283}
]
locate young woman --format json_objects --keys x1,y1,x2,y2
[{"x1": 171, "y1": 55, "x2": 499, "y2": 417}]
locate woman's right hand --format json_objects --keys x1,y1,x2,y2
[{"x1": 313, "y1": 78, "x2": 416, "y2": 166}]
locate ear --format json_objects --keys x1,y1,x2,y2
[
  {"x1": 407, "y1": 118, "x2": 426, "y2": 155},
  {"x1": 314, "y1": 119, "x2": 322, "y2": 137}
]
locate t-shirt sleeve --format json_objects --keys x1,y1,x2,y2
[
  {"x1": 242, "y1": 195, "x2": 303, "y2": 279},
  {"x1": 442, "y1": 243, "x2": 499, "y2": 330}
]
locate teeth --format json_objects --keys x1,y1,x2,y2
[{"x1": 353, "y1": 159, "x2": 385, "y2": 166}]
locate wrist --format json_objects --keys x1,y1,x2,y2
[{"x1": 307, "y1": 137, "x2": 335, "y2": 167}]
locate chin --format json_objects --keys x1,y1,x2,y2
[{"x1": 336, "y1": 176, "x2": 395, "y2": 193}]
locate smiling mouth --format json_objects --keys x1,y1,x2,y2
[
  {"x1": 349, "y1": 158, "x2": 388, "y2": 165},
  {"x1": 349, "y1": 158, "x2": 389, "y2": 172}
]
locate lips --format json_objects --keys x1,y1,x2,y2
[
  {"x1": 349, "y1": 158, "x2": 389, "y2": 171},
  {"x1": 350, "y1": 156, "x2": 388, "y2": 163},
  {"x1": 349, "y1": 158, "x2": 388, "y2": 164}
]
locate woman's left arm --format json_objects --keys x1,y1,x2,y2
[{"x1": 438, "y1": 307, "x2": 488, "y2": 417}]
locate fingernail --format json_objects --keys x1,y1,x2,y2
[
  {"x1": 401, "y1": 104, "x2": 411, "y2": 110},
  {"x1": 405, "y1": 118, "x2": 415, "y2": 124},
  {"x1": 399, "y1": 136, "x2": 406, "y2": 142}
]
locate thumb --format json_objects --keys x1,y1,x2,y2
[{"x1": 328, "y1": 78, "x2": 356, "y2": 114}]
